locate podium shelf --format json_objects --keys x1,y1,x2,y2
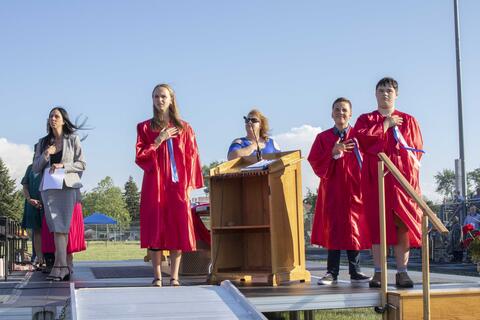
[
  {"x1": 209, "y1": 150, "x2": 311, "y2": 286},
  {"x1": 212, "y1": 225, "x2": 270, "y2": 233}
]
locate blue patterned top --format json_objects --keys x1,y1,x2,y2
[{"x1": 227, "y1": 137, "x2": 281, "y2": 157}]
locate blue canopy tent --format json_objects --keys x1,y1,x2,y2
[{"x1": 84, "y1": 213, "x2": 117, "y2": 241}]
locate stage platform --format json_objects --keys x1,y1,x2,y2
[{"x1": 0, "y1": 259, "x2": 478, "y2": 319}]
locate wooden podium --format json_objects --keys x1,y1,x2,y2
[{"x1": 208, "y1": 150, "x2": 311, "y2": 286}]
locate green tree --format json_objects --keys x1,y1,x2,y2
[
  {"x1": 0, "y1": 158, "x2": 23, "y2": 222},
  {"x1": 202, "y1": 161, "x2": 222, "y2": 193},
  {"x1": 423, "y1": 196, "x2": 440, "y2": 215},
  {"x1": 123, "y1": 176, "x2": 140, "y2": 223},
  {"x1": 303, "y1": 188, "x2": 317, "y2": 245},
  {"x1": 303, "y1": 188, "x2": 317, "y2": 217},
  {"x1": 467, "y1": 168, "x2": 480, "y2": 193},
  {"x1": 82, "y1": 176, "x2": 131, "y2": 227},
  {"x1": 434, "y1": 169, "x2": 455, "y2": 199}
]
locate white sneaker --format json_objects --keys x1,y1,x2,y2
[{"x1": 317, "y1": 272, "x2": 337, "y2": 285}]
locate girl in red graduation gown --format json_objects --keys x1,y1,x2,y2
[
  {"x1": 136, "y1": 84, "x2": 204, "y2": 287},
  {"x1": 308, "y1": 98, "x2": 371, "y2": 285},
  {"x1": 353, "y1": 77, "x2": 423, "y2": 288}
]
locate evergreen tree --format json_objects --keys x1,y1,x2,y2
[
  {"x1": 82, "y1": 176, "x2": 131, "y2": 227},
  {"x1": 303, "y1": 188, "x2": 317, "y2": 245},
  {"x1": 303, "y1": 188, "x2": 317, "y2": 217},
  {"x1": 123, "y1": 176, "x2": 140, "y2": 223},
  {"x1": 0, "y1": 158, "x2": 23, "y2": 222}
]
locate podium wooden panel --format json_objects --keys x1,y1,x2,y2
[{"x1": 208, "y1": 150, "x2": 311, "y2": 286}]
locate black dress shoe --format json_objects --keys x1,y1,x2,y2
[
  {"x1": 369, "y1": 272, "x2": 381, "y2": 288},
  {"x1": 350, "y1": 272, "x2": 371, "y2": 283},
  {"x1": 395, "y1": 272, "x2": 414, "y2": 288}
]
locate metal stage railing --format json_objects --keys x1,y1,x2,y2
[
  {"x1": 0, "y1": 216, "x2": 30, "y2": 281},
  {"x1": 376, "y1": 153, "x2": 448, "y2": 320}
]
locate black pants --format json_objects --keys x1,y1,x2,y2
[
  {"x1": 327, "y1": 250, "x2": 360, "y2": 277},
  {"x1": 452, "y1": 251, "x2": 463, "y2": 262},
  {"x1": 44, "y1": 253, "x2": 55, "y2": 268}
]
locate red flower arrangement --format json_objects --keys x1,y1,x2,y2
[
  {"x1": 463, "y1": 224, "x2": 480, "y2": 262},
  {"x1": 463, "y1": 223, "x2": 474, "y2": 234}
]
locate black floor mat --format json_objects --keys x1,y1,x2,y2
[{"x1": 91, "y1": 266, "x2": 168, "y2": 279}]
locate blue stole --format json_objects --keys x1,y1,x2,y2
[{"x1": 167, "y1": 139, "x2": 179, "y2": 183}]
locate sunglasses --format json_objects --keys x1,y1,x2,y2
[{"x1": 244, "y1": 117, "x2": 260, "y2": 124}]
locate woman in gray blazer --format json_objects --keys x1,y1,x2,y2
[{"x1": 33, "y1": 107, "x2": 86, "y2": 281}]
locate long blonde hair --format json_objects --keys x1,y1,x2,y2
[
  {"x1": 248, "y1": 109, "x2": 270, "y2": 140},
  {"x1": 151, "y1": 84, "x2": 184, "y2": 130}
]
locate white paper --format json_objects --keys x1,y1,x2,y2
[
  {"x1": 42, "y1": 167, "x2": 65, "y2": 190},
  {"x1": 240, "y1": 159, "x2": 277, "y2": 171}
]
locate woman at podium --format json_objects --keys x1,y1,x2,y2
[
  {"x1": 135, "y1": 84, "x2": 204, "y2": 287},
  {"x1": 227, "y1": 109, "x2": 281, "y2": 160}
]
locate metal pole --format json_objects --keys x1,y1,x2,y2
[
  {"x1": 454, "y1": 0, "x2": 467, "y2": 205},
  {"x1": 422, "y1": 215, "x2": 431, "y2": 320}
]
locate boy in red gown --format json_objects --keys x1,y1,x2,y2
[
  {"x1": 354, "y1": 77, "x2": 424, "y2": 288},
  {"x1": 308, "y1": 97, "x2": 371, "y2": 285}
]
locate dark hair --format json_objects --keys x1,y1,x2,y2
[
  {"x1": 151, "y1": 84, "x2": 184, "y2": 130},
  {"x1": 376, "y1": 77, "x2": 398, "y2": 93},
  {"x1": 32, "y1": 143, "x2": 39, "y2": 161},
  {"x1": 40, "y1": 107, "x2": 79, "y2": 151},
  {"x1": 331, "y1": 97, "x2": 352, "y2": 110}
]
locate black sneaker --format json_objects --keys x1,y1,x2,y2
[
  {"x1": 369, "y1": 272, "x2": 381, "y2": 288},
  {"x1": 350, "y1": 272, "x2": 371, "y2": 283},
  {"x1": 395, "y1": 272, "x2": 414, "y2": 288},
  {"x1": 317, "y1": 272, "x2": 337, "y2": 285}
]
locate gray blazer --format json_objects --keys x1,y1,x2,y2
[{"x1": 33, "y1": 134, "x2": 86, "y2": 189}]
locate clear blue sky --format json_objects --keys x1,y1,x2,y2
[{"x1": 1, "y1": 1, "x2": 479, "y2": 202}]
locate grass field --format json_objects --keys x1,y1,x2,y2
[{"x1": 74, "y1": 241, "x2": 146, "y2": 261}]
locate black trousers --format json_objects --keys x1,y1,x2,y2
[
  {"x1": 327, "y1": 250, "x2": 360, "y2": 277},
  {"x1": 452, "y1": 251, "x2": 463, "y2": 262}
]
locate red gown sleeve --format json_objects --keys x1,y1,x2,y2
[
  {"x1": 307, "y1": 133, "x2": 334, "y2": 179},
  {"x1": 408, "y1": 116, "x2": 424, "y2": 161},
  {"x1": 184, "y1": 124, "x2": 204, "y2": 190},
  {"x1": 135, "y1": 122, "x2": 157, "y2": 172},
  {"x1": 354, "y1": 113, "x2": 385, "y2": 156}
]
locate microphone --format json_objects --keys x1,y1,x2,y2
[{"x1": 244, "y1": 116, "x2": 262, "y2": 161}]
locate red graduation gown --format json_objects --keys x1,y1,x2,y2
[
  {"x1": 135, "y1": 119, "x2": 204, "y2": 251},
  {"x1": 308, "y1": 128, "x2": 370, "y2": 250},
  {"x1": 354, "y1": 110, "x2": 423, "y2": 247}
]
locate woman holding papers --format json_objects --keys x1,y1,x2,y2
[
  {"x1": 227, "y1": 109, "x2": 281, "y2": 160},
  {"x1": 33, "y1": 107, "x2": 85, "y2": 281},
  {"x1": 136, "y1": 84, "x2": 204, "y2": 287}
]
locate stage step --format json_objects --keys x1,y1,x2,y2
[{"x1": 387, "y1": 283, "x2": 480, "y2": 320}]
